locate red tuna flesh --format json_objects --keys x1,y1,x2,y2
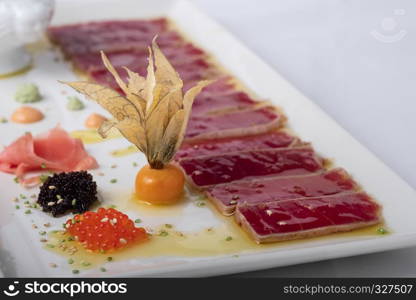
[
  {"x1": 206, "y1": 168, "x2": 358, "y2": 215},
  {"x1": 72, "y1": 43, "x2": 205, "y2": 72},
  {"x1": 191, "y1": 90, "x2": 257, "y2": 115},
  {"x1": 175, "y1": 131, "x2": 299, "y2": 160},
  {"x1": 48, "y1": 19, "x2": 170, "y2": 55},
  {"x1": 185, "y1": 107, "x2": 283, "y2": 142},
  {"x1": 177, "y1": 146, "x2": 324, "y2": 187},
  {"x1": 235, "y1": 192, "x2": 381, "y2": 243}
]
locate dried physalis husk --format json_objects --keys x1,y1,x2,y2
[{"x1": 62, "y1": 39, "x2": 212, "y2": 169}]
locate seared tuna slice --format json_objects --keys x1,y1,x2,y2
[
  {"x1": 178, "y1": 146, "x2": 324, "y2": 187},
  {"x1": 175, "y1": 131, "x2": 300, "y2": 161},
  {"x1": 191, "y1": 89, "x2": 257, "y2": 116},
  {"x1": 185, "y1": 106, "x2": 284, "y2": 142},
  {"x1": 235, "y1": 192, "x2": 381, "y2": 243},
  {"x1": 206, "y1": 168, "x2": 358, "y2": 216}
]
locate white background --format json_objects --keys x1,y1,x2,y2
[{"x1": 191, "y1": 0, "x2": 416, "y2": 277}]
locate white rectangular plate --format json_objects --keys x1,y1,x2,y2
[{"x1": 0, "y1": 0, "x2": 415, "y2": 277}]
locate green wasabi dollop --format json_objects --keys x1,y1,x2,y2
[
  {"x1": 66, "y1": 96, "x2": 85, "y2": 111},
  {"x1": 14, "y1": 83, "x2": 42, "y2": 103}
]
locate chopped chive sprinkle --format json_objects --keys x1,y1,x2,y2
[
  {"x1": 134, "y1": 218, "x2": 142, "y2": 223},
  {"x1": 225, "y1": 236, "x2": 233, "y2": 241},
  {"x1": 377, "y1": 227, "x2": 388, "y2": 235},
  {"x1": 100, "y1": 267, "x2": 107, "y2": 272},
  {"x1": 68, "y1": 258, "x2": 74, "y2": 264},
  {"x1": 109, "y1": 204, "x2": 117, "y2": 208},
  {"x1": 46, "y1": 244, "x2": 55, "y2": 248},
  {"x1": 15, "y1": 205, "x2": 20, "y2": 209},
  {"x1": 81, "y1": 261, "x2": 91, "y2": 267},
  {"x1": 71, "y1": 199, "x2": 77, "y2": 206},
  {"x1": 159, "y1": 230, "x2": 168, "y2": 237},
  {"x1": 110, "y1": 178, "x2": 117, "y2": 184},
  {"x1": 14, "y1": 177, "x2": 19, "y2": 183},
  {"x1": 165, "y1": 224, "x2": 173, "y2": 229},
  {"x1": 133, "y1": 162, "x2": 138, "y2": 167},
  {"x1": 196, "y1": 201, "x2": 206, "y2": 207},
  {"x1": 19, "y1": 194, "x2": 27, "y2": 199},
  {"x1": 72, "y1": 269, "x2": 79, "y2": 274},
  {"x1": 41, "y1": 163, "x2": 46, "y2": 169},
  {"x1": 24, "y1": 209, "x2": 31, "y2": 214},
  {"x1": 39, "y1": 231, "x2": 46, "y2": 235},
  {"x1": 39, "y1": 174, "x2": 49, "y2": 183},
  {"x1": 106, "y1": 257, "x2": 113, "y2": 262}
]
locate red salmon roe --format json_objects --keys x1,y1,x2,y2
[{"x1": 65, "y1": 208, "x2": 147, "y2": 252}]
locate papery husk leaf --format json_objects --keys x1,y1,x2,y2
[
  {"x1": 151, "y1": 38, "x2": 183, "y2": 104},
  {"x1": 146, "y1": 44, "x2": 183, "y2": 119},
  {"x1": 144, "y1": 47, "x2": 157, "y2": 111},
  {"x1": 152, "y1": 38, "x2": 182, "y2": 89},
  {"x1": 122, "y1": 67, "x2": 148, "y2": 119},
  {"x1": 113, "y1": 118, "x2": 147, "y2": 153},
  {"x1": 159, "y1": 109, "x2": 185, "y2": 163},
  {"x1": 101, "y1": 52, "x2": 147, "y2": 119},
  {"x1": 145, "y1": 85, "x2": 183, "y2": 167},
  {"x1": 174, "y1": 80, "x2": 213, "y2": 149},
  {"x1": 145, "y1": 90, "x2": 174, "y2": 163},
  {"x1": 98, "y1": 120, "x2": 117, "y2": 138},
  {"x1": 62, "y1": 81, "x2": 141, "y2": 121},
  {"x1": 101, "y1": 51, "x2": 129, "y2": 95},
  {"x1": 123, "y1": 67, "x2": 146, "y2": 95}
]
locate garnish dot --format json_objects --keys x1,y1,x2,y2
[
  {"x1": 377, "y1": 227, "x2": 388, "y2": 235},
  {"x1": 81, "y1": 261, "x2": 91, "y2": 267},
  {"x1": 159, "y1": 230, "x2": 168, "y2": 237}
]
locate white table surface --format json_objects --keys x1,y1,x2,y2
[{"x1": 191, "y1": 0, "x2": 416, "y2": 277}]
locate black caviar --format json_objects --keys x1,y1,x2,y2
[{"x1": 37, "y1": 171, "x2": 97, "y2": 217}]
